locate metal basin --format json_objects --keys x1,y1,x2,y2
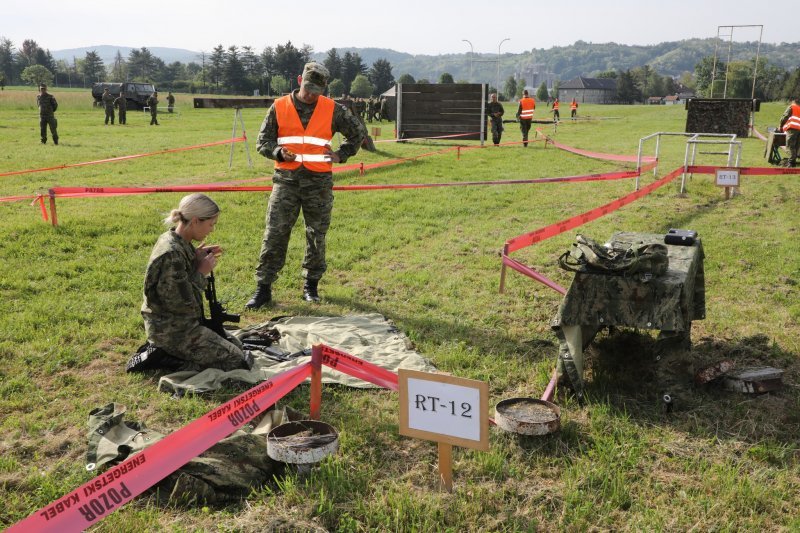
[
  {"x1": 494, "y1": 397, "x2": 561, "y2": 436},
  {"x1": 267, "y1": 420, "x2": 339, "y2": 465}
]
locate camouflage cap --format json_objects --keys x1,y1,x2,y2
[
  {"x1": 39, "y1": 83, "x2": 47, "y2": 89},
  {"x1": 301, "y1": 62, "x2": 329, "y2": 95}
]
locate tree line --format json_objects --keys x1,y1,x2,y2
[
  {"x1": 0, "y1": 37, "x2": 399, "y2": 98},
  {"x1": 2, "y1": 36, "x2": 798, "y2": 103}
]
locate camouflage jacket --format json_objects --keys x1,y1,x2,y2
[
  {"x1": 255, "y1": 90, "x2": 366, "y2": 181},
  {"x1": 102, "y1": 92, "x2": 115, "y2": 109},
  {"x1": 147, "y1": 95, "x2": 158, "y2": 109},
  {"x1": 114, "y1": 96, "x2": 127, "y2": 110},
  {"x1": 486, "y1": 101, "x2": 504, "y2": 121},
  {"x1": 37, "y1": 92, "x2": 58, "y2": 116},
  {"x1": 141, "y1": 229, "x2": 207, "y2": 342}
]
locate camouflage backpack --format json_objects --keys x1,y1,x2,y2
[{"x1": 558, "y1": 234, "x2": 669, "y2": 281}]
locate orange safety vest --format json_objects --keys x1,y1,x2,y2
[
  {"x1": 519, "y1": 97, "x2": 536, "y2": 120},
  {"x1": 552, "y1": 100, "x2": 559, "y2": 110},
  {"x1": 275, "y1": 94, "x2": 335, "y2": 172},
  {"x1": 570, "y1": 100, "x2": 577, "y2": 110},
  {"x1": 782, "y1": 103, "x2": 800, "y2": 132}
]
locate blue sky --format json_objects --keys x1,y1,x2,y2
[{"x1": 3, "y1": 0, "x2": 794, "y2": 55}]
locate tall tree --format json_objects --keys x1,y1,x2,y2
[
  {"x1": 0, "y1": 38, "x2": 15, "y2": 84},
  {"x1": 128, "y1": 47, "x2": 157, "y2": 81},
  {"x1": 111, "y1": 50, "x2": 126, "y2": 81},
  {"x1": 368, "y1": 59, "x2": 394, "y2": 95},
  {"x1": 783, "y1": 68, "x2": 800, "y2": 101},
  {"x1": 209, "y1": 44, "x2": 225, "y2": 89},
  {"x1": 17, "y1": 39, "x2": 40, "y2": 68},
  {"x1": 694, "y1": 56, "x2": 725, "y2": 97},
  {"x1": 397, "y1": 73, "x2": 415, "y2": 84},
  {"x1": 341, "y1": 51, "x2": 366, "y2": 93},
  {"x1": 536, "y1": 81, "x2": 548, "y2": 101},
  {"x1": 439, "y1": 72, "x2": 454, "y2": 84},
  {"x1": 223, "y1": 45, "x2": 247, "y2": 93},
  {"x1": 20, "y1": 64, "x2": 53, "y2": 87},
  {"x1": 82, "y1": 50, "x2": 105, "y2": 83},
  {"x1": 274, "y1": 41, "x2": 306, "y2": 90},
  {"x1": 324, "y1": 48, "x2": 342, "y2": 81},
  {"x1": 350, "y1": 74, "x2": 373, "y2": 98},
  {"x1": 503, "y1": 76, "x2": 517, "y2": 100},
  {"x1": 616, "y1": 70, "x2": 640, "y2": 104}
]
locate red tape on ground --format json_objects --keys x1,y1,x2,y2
[
  {"x1": 320, "y1": 344, "x2": 399, "y2": 390},
  {"x1": 7, "y1": 363, "x2": 312, "y2": 533},
  {"x1": 0, "y1": 137, "x2": 245, "y2": 179},
  {"x1": 501, "y1": 167, "x2": 685, "y2": 291}
]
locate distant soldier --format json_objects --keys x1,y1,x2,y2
[
  {"x1": 147, "y1": 91, "x2": 159, "y2": 125},
  {"x1": 516, "y1": 89, "x2": 536, "y2": 147},
  {"x1": 367, "y1": 97, "x2": 375, "y2": 123},
  {"x1": 102, "y1": 87, "x2": 115, "y2": 125},
  {"x1": 166, "y1": 91, "x2": 175, "y2": 113},
  {"x1": 114, "y1": 91, "x2": 128, "y2": 125},
  {"x1": 378, "y1": 97, "x2": 387, "y2": 122},
  {"x1": 779, "y1": 95, "x2": 800, "y2": 168},
  {"x1": 36, "y1": 83, "x2": 59, "y2": 145},
  {"x1": 486, "y1": 93, "x2": 504, "y2": 146},
  {"x1": 570, "y1": 98, "x2": 578, "y2": 119},
  {"x1": 552, "y1": 98, "x2": 560, "y2": 122}
]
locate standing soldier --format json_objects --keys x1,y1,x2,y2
[
  {"x1": 367, "y1": 97, "x2": 375, "y2": 123},
  {"x1": 552, "y1": 98, "x2": 560, "y2": 122},
  {"x1": 570, "y1": 98, "x2": 578, "y2": 119},
  {"x1": 379, "y1": 96, "x2": 387, "y2": 122},
  {"x1": 114, "y1": 91, "x2": 128, "y2": 125},
  {"x1": 166, "y1": 91, "x2": 175, "y2": 113},
  {"x1": 516, "y1": 89, "x2": 536, "y2": 147},
  {"x1": 147, "y1": 91, "x2": 159, "y2": 125},
  {"x1": 486, "y1": 93, "x2": 504, "y2": 146},
  {"x1": 36, "y1": 83, "x2": 58, "y2": 145},
  {"x1": 102, "y1": 87, "x2": 115, "y2": 125},
  {"x1": 779, "y1": 95, "x2": 800, "y2": 168},
  {"x1": 245, "y1": 62, "x2": 366, "y2": 308}
]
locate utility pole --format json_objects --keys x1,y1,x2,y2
[
  {"x1": 497, "y1": 38, "x2": 509, "y2": 98},
  {"x1": 462, "y1": 39, "x2": 473, "y2": 82}
]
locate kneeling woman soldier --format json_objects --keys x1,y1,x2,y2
[{"x1": 141, "y1": 193, "x2": 252, "y2": 371}]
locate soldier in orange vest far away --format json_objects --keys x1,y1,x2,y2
[
  {"x1": 570, "y1": 98, "x2": 578, "y2": 119},
  {"x1": 552, "y1": 98, "x2": 560, "y2": 122},
  {"x1": 516, "y1": 89, "x2": 536, "y2": 147},
  {"x1": 779, "y1": 95, "x2": 800, "y2": 168},
  {"x1": 246, "y1": 62, "x2": 366, "y2": 308}
]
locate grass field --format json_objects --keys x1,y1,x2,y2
[{"x1": 1, "y1": 85, "x2": 799, "y2": 531}]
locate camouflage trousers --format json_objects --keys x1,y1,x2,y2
[
  {"x1": 146, "y1": 319, "x2": 245, "y2": 371},
  {"x1": 255, "y1": 175, "x2": 333, "y2": 285},
  {"x1": 786, "y1": 129, "x2": 800, "y2": 162},
  {"x1": 519, "y1": 119, "x2": 532, "y2": 145},
  {"x1": 104, "y1": 107, "x2": 115, "y2": 124},
  {"x1": 490, "y1": 118, "x2": 503, "y2": 145},
  {"x1": 118, "y1": 109, "x2": 126, "y2": 124},
  {"x1": 39, "y1": 115, "x2": 58, "y2": 143}
]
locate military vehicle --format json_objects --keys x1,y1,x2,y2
[{"x1": 91, "y1": 82, "x2": 157, "y2": 110}]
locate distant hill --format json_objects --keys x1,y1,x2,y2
[
  {"x1": 51, "y1": 45, "x2": 201, "y2": 65},
  {"x1": 53, "y1": 39, "x2": 800, "y2": 83}
]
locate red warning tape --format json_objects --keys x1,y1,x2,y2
[
  {"x1": 7, "y1": 363, "x2": 312, "y2": 532},
  {"x1": 0, "y1": 137, "x2": 246, "y2": 179},
  {"x1": 8, "y1": 345, "x2": 402, "y2": 532},
  {"x1": 501, "y1": 167, "x2": 685, "y2": 291}
]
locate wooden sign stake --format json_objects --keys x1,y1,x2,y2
[{"x1": 438, "y1": 442, "x2": 453, "y2": 492}]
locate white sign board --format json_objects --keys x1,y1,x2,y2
[
  {"x1": 399, "y1": 369, "x2": 489, "y2": 451},
  {"x1": 715, "y1": 168, "x2": 740, "y2": 187}
]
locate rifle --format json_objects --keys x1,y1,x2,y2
[{"x1": 203, "y1": 271, "x2": 240, "y2": 339}]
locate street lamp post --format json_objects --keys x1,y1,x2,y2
[
  {"x1": 462, "y1": 39, "x2": 474, "y2": 83},
  {"x1": 497, "y1": 38, "x2": 510, "y2": 98}
]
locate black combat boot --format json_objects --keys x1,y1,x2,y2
[
  {"x1": 302, "y1": 279, "x2": 320, "y2": 303},
  {"x1": 245, "y1": 284, "x2": 271, "y2": 309}
]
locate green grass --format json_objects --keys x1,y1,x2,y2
[{"x1": 1, "y1": 86, "x2": 799, "y2": 531}]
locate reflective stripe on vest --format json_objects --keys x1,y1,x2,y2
[
  {"x1": 783, "y1": 104, "x2": 800, "y2": 132},
  {"x1": 553, "y1": 101, "x2": 559, "y2": 110},
  {"x1": 519, "y1": 97, "x2": 535, "y2": 120},
  {"x1": 570, "y1": 101, "x2": 577, "y2": 110},
  {"x1": 275, "y1": 94, "x2": 335, "y2": 172}
]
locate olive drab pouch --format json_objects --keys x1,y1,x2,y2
[
  {"x1": 86, "y1": 403, "x2": 165, "y2": 472},
  {"x1": 558, "y1": 234, "x2": 669, "y2": 281}
]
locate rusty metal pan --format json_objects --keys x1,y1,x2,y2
[
  {"x1": 494, "y1": 397, "x2": 561, "y2": 436},
  {"x1": 267, "y1": 420, "x2": 339, "y2": 464}
]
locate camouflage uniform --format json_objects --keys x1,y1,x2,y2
[
  {"x1": 102, "y1": 90, "x2": 115, "y2": 124},
  {"x1": 114, "y1": 94, "x2": 127, "y2": 125},
  {"x1": 86, "y1": 403, "x2": 285, "y2": 505},
  {"x1": 254, "y1": 90, "x2": 366, "y2": 286},
  {"x1": 166, "y1": 92, "x2": 175, "y2": 113},
  {"x1": 141, "y1": 229, "x2": 245, "y2": 371},
  {"x1": 146, "y1": 93, "x2": 159, "y2": 125},
  {"x1": 486, "y1": 99, "x2": 504, "y2": 145},
  {"x1": 36, "y1": 87, "x2": 59, "y2": 144},
  {"x1": 779, "y1": 101, "x2": 800, "y2": 166}
]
